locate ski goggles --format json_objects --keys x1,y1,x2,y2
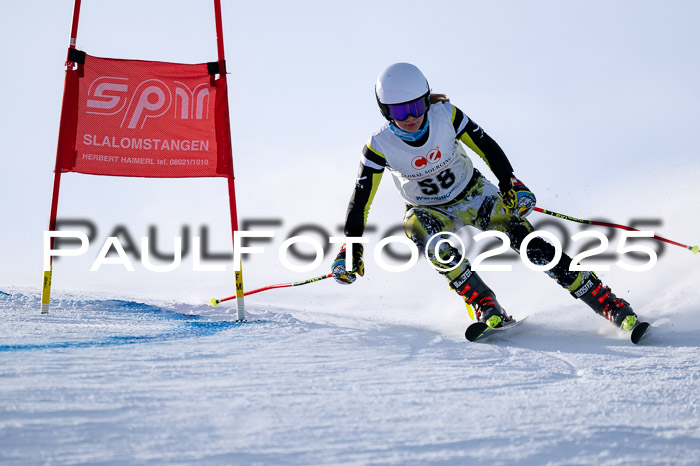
[{"x1": 381, "y1": 94, "x2": 430, "y2": 121}]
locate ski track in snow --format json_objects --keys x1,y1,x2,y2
[{"x1": 1, "y1": 289, "x2": 699, "y2": 465}]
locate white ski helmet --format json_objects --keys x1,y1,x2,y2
[{"x1": 375, "y1": 62, "x2": 430, "y2": 120}]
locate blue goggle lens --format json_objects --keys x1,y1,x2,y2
[{"x1": 386, "y1": 96, "x2": 429, "y2": 121}]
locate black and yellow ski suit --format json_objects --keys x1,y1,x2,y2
[{"x1": 340, "y1": 100, "x2": 637, "y2": 326}]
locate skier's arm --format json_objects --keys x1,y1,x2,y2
[
  {"x1": 452, "y1": 106, "x2": 514, "y2": 193},
  {"x1": 451, "y1": 105, "x2": 535, "y2": 217},
  {"x1": 333, "y1": 143, "x2": 385, "y2": 285},
  {"x1": 344, "y1": 142, "x2": 386, "y2": 237}
]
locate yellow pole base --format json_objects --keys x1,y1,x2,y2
[
  {"x1": 41, "y1": 269, "x2": 52, "y2": 314},
  {"x1": 234, "y1": 267, "x2": 245, "y2": 321}
]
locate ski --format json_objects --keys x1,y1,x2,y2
[
  {"x1": 630, "y1": 321, "x2": 651, "y2": 345},
  {"x1": 465, "y1": 315, "x2": 650, "y2": 344},
  {"x1": 465, "y1": 315, "x2": 528, "y2": 342}
]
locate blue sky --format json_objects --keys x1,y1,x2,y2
[{"x1": 1, "y1": 0, "x2": 698, "y2": 305}]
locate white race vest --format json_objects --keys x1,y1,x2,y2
[{"x1": 370, "y1": 102, "x2": 474, "y2": 205}]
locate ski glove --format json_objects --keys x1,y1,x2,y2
[
  {"x1": 501, "y1": 176, "x2": 536, "y2": 218},
  {"x1": 331, "y1": 243, "x2": 364, "y2": 285}
]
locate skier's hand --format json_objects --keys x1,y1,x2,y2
[
  {"x1": 501, "y1": 176, "x2": 536, "y2": 217},
  {"x1": 331, "y1": 244, "x2": 364, "y2": 285}
]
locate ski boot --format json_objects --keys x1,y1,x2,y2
[
  {"x1": 450, "y1": 269, "x2": 511, "y2": 328},
  {"x1": 570, "y1": 272, "x2": 637, "y2": 330}
]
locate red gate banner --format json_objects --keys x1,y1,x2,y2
[{"x1": 56, "y1": 53, "x2": 233, "y2": 178}]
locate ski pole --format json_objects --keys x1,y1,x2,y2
[
  {"x1": 533, "y1": 207, "x2": 699, "y2": 254},
  {"x1": 210, "y1": 273, "x2": 333, "y2": 307}
]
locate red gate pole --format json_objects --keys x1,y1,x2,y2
[
  {"x1": 42, "y1": 0, "x2": 83, "y2": 314},
  {"x1": 214, "y1": 0, "x2": 246, "y2": 321}
]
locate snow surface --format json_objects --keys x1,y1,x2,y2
[{"x1": 2, "y1": 286, "x2": 699, "y2": 465}]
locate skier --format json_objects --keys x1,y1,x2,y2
[{"x1": 331, "y1": 62, "x2": 639, "y2": 331}]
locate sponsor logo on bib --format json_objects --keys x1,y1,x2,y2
[{"x1": 411, "y1": 147, "x2": 442, "y2": 170}]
